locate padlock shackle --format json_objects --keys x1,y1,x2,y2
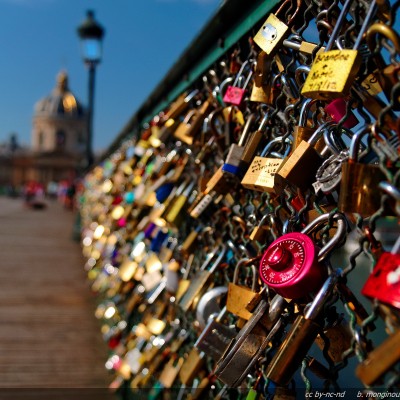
[
  {"x1": 205, "y1": 245, "x2": 226, "y2": 273},
  {"x1": 233, "y1": 59, "x2": 254, "y2": 88},
  {"x1": 379, "y1": 181, "x2": 400, "y2": 201},
  {"x1": 219, "y1": 76, "x2": 234, "y2": 101},
  {"x1": 233, "y1": 258, "x2": 250, "y2": 283},
  {"x1": 233, "y1": 258, "x2": 258, "y2": 292},
  {"x1": 195, "y1": 286, "x2": 228, "y2": 329},
  {"x1": 305, "y1": 271, "x2": 340, "y2": 319},
  {"x1": 295, "y1": 65, "x2": 310, "y2": 88},
  {"x1": 325, "y1": 0, "x2": 353, "y2": 51},
  {"x1": 260, "y1": 136, "x2": 292, "y2": 158},
  {"x1": 349, "y1": 124, "x2": 371, "y2": 161},
  {"x1": 308, "y1": 121, "x2": 336, "y2": 146},
  {"x1": 182, "y1": 109, "x2": 199, "y2": 124},
  {"x1": 353, "y1": 0, "x2": 378, "y2": 50},
  {"x1": 299, "y1": 98, "x2": 318, "y2": 127},
  {"x1": 366, "y1": 22, "x2": 400, "y2": 57},
  {"x1": 301, "y1": 212, "x2": 347, "y2": 262},
  {"x1": 322, "y1": 124, "x2": 351, "y2": 156},
  {"x1": 238, "y1": 113, "x2": 256, "y2": 147},
  {"x1": 184, "y1": 89, "x2": 200, "y2": 103},
  {"x1": 199, "y1": 245, "x2": 220, "y2": 271}
]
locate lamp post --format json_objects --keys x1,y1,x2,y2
[{"x1": 77, "y1": 10, "x2": 105, "y2": 168}]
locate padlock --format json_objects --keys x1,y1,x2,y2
[
  {"x1": 240, "y1": 111, "x2": 270, "y2": 167},
  {"x1": 241, "y1": 136, "x2": 292, "y2": 193},
  {"x1": 189, "y1": 191, "x2": 220, "y2": 220},
  {"x1": 158, "y1": 355, "x2": 184, "y2": 389},
  {"x1": 254, "y1": 0, "x2": 301, "y2": 55},
  {"x1": 301, "y1": 0, "x2": 376, "y2": 99},
  {"x1": 165, "y1": 180, "x2": 195, "y2": 225},
  {"x1": 338, "y1": 125, "x2": 386, "y2": 217},
  {"x1": 283, "y1": 37, "x2": 325, "y2": 56},
  {"x1": 292, "y1": 98, "x2": 325, "y2": 153},
  {"x1": 266, "y1": 271, "x2": 340, "y2": 385},
  {"x1": 195, "y1": 285, "x2": 228, "y2": 330},
  {"x1": 221, "y1": 114, "x2": 255, "y2": 177},
  {"x1": 250, "y1": 51, "x2": 272, "y2": 103},
  {"x1": 164, "y1": 90, "x2": 199, "y2": 121},
  {"x1": 179, "y1": 245, "x2": 226, "y2": 312},
  {"x1": 249, "y1": 210, "x2": 282, "y2": 244},
  {"x1": 195, "y1": 305, "x2": 236, "y2": 361},
  {"x1": 223, "y1": 60, "x2": 254, "y2": 106},
  {"x1": 165, "y1": 259, "x2": 180, "y2": 295},
  {"x1": 204, "y1": 165, "x2": 239, "y2": 195},
  {"x1": 274, "y1": 122, "x2": 333, "y2": 195},
  {"x1": 312, "y1": 125, "x2": 352, "y2": 195},
  {"x1": 362, "y1": 236, "x2": 400, "y2": 310},
  {"x1": 259, "y1": 212, "x2": 347, "y2": 299},
  {"x1": 314, "y1": 149, "x2": 349, "y2": 195},
  {"x1": 379, "y1": 181, "x2": 400, "y2": 216},
  {"x1": 226, "y1": 259, "x2": 261, "y2": 320},
  {"x1": 214, "y1": 294, "x2": 286, "y2": 387},
  {"x1": 366, "y1": 22, "x2": 400, "y2": 106},
  {"x1": 356, "y1": 328, "x2": 400, "y2": 386},
  {"x1": 174, "y1": 99, "x2": 212, "y2": 145},
  {"x1": 178, "y1": 347, "x2": 206, "y2": 386},
  {"x1": 325, "y1": 98, "x2": 359, "y2": 129}
]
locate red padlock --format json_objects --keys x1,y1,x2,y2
[
  {"x1": 362, "y1": 237, "x2": 400, "y2": 309},
  {"x1": 325, "y1": 98, "x2": 359, "y2": 129},
  {"x1": 259, "y1": 213, "x2": 347, "y2": 299}
]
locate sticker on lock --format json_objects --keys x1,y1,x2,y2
[
  {"x1": 254, "y1": 14, "x2": 288, "y2": 55},
  {"x1": 362, "y1": 252, "x2": 400, "y2": 309}
]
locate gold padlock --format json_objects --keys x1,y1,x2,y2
[
  {"x1": 254, "y1": 0, "x2": 301, "y2": 55},
  {"x1": 241, "y1": 136, "x2": 292, "y2": 193},
  {"x1": 292, "y1": 98, "x2": 325, "y2": 153},
  {"x1": 178, "y1": 347, "x2": 205, "y2": 386},
  {"x1": 174, "y1": 99, "x2": 212, "y2": 145},
  {"x1": 249, "y1": 211, "x2": 282, "y2": 243},
  {"x1": 366, "y1": 22, "x2": 400, "y2": 105},
  {"x1": 274, "y1": 122, "x2": 334, "y2": 195},
  {"x1": 164, "y1": 90, "x2": 198, "y2": 120},
  {"x1": 250, "y1": 51, "x2": 272, "y2": 103},
  {"x1": 301, "y1": 0, "x2": 376, "y2": 99},
  {"x1": 338, "y1": 125, "x2": 386, "y2": 217},
  {"x1": 226, "y1": 258, "x2": 261, "y2": 321}
]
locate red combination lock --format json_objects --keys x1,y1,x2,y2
[{"x1": 259, "y1": 213, "x2": 347, "y2": 299}]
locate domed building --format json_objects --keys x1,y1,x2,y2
[{"x1": 10, "y1": 71, "x2": 88, "y2": 187}]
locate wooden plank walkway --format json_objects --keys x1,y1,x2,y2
[{"x1": 0, "y1": 196, "x2": 113, "y2": 395}]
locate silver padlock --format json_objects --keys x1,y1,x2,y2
[
  {"x1": 196, "y1": 286, "x2": 228, "y2": 330},
  {"x1": 195, "y1": 305, "x2": 236, "y2": 361},
  {"x1": 179, "y1": 245, "x2": 226, "y2": 312},
  {"x1": 213, "y1": 294, "x2": 286, "y2": 387}
]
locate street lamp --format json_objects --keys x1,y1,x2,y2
[{"x1": 77, "y1": 10, "x2": 105, "y2": 168}]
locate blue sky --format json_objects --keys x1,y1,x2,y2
[{"x1": 0, "y1": 0, "x2": 221, "y2": 151}]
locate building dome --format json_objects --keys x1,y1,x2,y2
[{"x1": 34, "y1": 71, "x2": 86, "y2": 118}]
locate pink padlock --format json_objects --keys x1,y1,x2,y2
[
  {"x1": 325, "y1": 98, "x2": 358, "y2": 129},
  {"x1": 259, "y1": 213, "x2": 346, "y2": 299},
  {"x1": 223, "y1": 60, "x2": 253, "y2": 106}
]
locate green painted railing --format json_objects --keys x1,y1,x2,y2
[{"x1": 103, "y1": 0, "x2": 280, "y2": 159}]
